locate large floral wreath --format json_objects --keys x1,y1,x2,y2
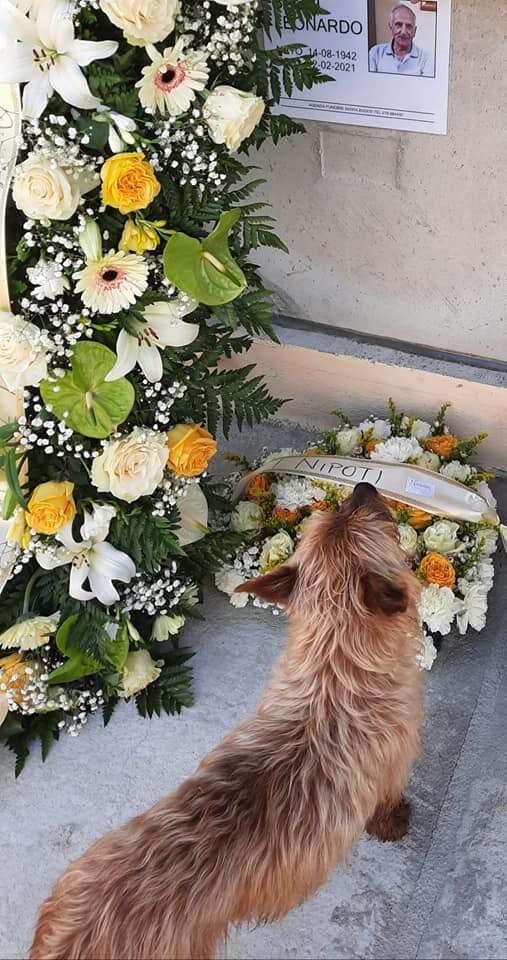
[
  {"x1": 216, "y1": 402, "x2": 501, "y2": 669},
  {"x1": 0, "y1": 0, "x2": 325, "y2": 773}
]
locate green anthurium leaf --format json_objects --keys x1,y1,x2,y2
[
  {"x1": 104, "y1": 621, "x2": 129, "y2": 671},
  {"x1": 40, "y1": 342, "x2": 135, "y2": 439},
  {"x1": 49, "y1": 614, "x2": 102, "y2": 685},
  {"x1": 55, "y1": 615, "x2": 79, "y2": 656},
  {"x1": 163, "y1": 210, "x2": 247, "y2": 306},
  {"x1": 47, "y1": 654, "x2": 101, "y2": 685}
]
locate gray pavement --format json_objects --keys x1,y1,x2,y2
[{"x1": 0, "y1": 419, "x2": 506, "y2": 960}]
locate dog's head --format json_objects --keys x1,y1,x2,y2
[{"x1": 235, "y1": 483, "x2": 420, "y2": 646}]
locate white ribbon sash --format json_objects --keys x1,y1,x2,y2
[
  {"x1": 233, "y1": 454, "x2": 501, "y2": 526},
  {"x1": 0, "y1": 84, "x2": 22, "y2": 595}
]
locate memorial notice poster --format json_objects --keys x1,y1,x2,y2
[{"x1": 267, "y1": 0, "x2": 452, "y2": 134}]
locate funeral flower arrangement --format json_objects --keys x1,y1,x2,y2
[
  {"x1": 0, "y1": 0, "x2": 326, "y2": 773},
  {"x1": 216, "y1": 402, "x2": 500, "y2": 669}
]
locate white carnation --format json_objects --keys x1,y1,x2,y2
[
  {"x1": 358, "y1": 418, "x2": 391, "y2": 440},
  {"x1": 91, "y1": 427, "x2": 167, "y2": 502},
  {"x1": 27, "y1": 259, "x2": 70, "y2": 301},
  {"x1": 231, "y1": 500, "x2": 263, "y2": 533},
  {"x1": 203, "y1": 86, "x2": 265, "y2": 152},
  {"x1": 475, "y1": 527, "x2": 498, "y2": 556},
  {"x1": 273, "y1": 477, "x2": 325, "y2": 510},
  {"x1": 423, "y1": 519, "x2": 460, "y2": 555},
  {"x1": 398, "y1": 523, "x2": 418, "y2": 557},
  {"x1": 416, "y1": 631, "x2": 438, "y2": 670},
  {"x1": 0, "y1": 311, "x2": 51, "y2": 390},
  {"x1": 419, "y1": 584, "x2": 461, "y2": 635},
  {"x1": 439, "y1": 461, "x2": 472, "y2": 483},
  {"x1": 475, "y1": 480, "x2": 497, "y2": 509},
  {"x1": 215, "y1": 567, "x2": 249, "y2": 607},
  {"x1": 456, "y1": 580, "x2": 489, "y2": 634},
  {"x1": 370, "y1": 436, "x2": 423, "y2": 463},
  {"x1": 335, "y1": 427, "x2": 362, "y2": 455}
]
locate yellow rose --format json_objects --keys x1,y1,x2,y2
[
  {"x1": 101, "y1": 152, "x2": 161, "y2": 215},
  {"x1": 26, "y1": 481, "x2": 76, "y2": 535},
  {"x1": 419, "y1": 552, "x2": 456, "y2": 588},
  {"x1": 119, "y1": 219, "x2": 164, "y2": 254},
  {"x1": 425, "y1": 434, "x2": 458, "y2": 461},
  {"x1": 167, "y1": 424, "x2": 217, "y2": 477}
]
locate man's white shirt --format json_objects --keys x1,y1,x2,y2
[{"x1": 369, "y1": 42, "x2": 433, "y2": 76}]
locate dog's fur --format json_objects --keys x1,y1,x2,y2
[{"x1": 30, "y1": 483, "x2": 423, "y2": 960}]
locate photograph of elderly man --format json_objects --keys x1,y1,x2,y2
[{"x1": 369, "y1": 3, "x2": 435, "y2": 77}]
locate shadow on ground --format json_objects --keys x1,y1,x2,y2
[{"x1": 0, "y1": 420, "x2": 506, "y2": 960}]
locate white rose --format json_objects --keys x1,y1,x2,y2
[
  {"x1": 439, "y1": 461, "x2": 472, "y2": 483},
  {"x1": 416, "y1": 631, "x2": 438, "y2": 670},
  {"x1": 358, "y1": 418, "x2": 391, "y2": 440},
  {"x1": 176, "y1": 484, "x2": 208, "y2": 545},
  {"x1": 260, "y1": 530, "x2": 294, "y2": 573},
  {"x1": 203, "y1": 86, "x2": 265, "y2": 152},
  {"x1": 398, "y1": 523, "x2": 418, "y2": 557},
  {"x1": 119, "y1": 650, "x2": 161, "y2": 698},
  {"x1": 335, "y1": 427, "x2": 362, "y2": 455},
  {"x1": 423, "y1": 519, "x2": 460, "y2": 555},
  {"x1": 415, "y1": 452, "x2": 440, "y2": 472},
  {"x1": 419, "y1": 584, "x2": 461, "y2": 635},
  {"x1": 100, "y1": 0, "x2": 181, "y2": 44},
  {"x1": 13, "y1": 155, "x2": 98, "y2": 222},
  {"x1": 0, "y1": 311, "x2": 51, "y2": 390},
  {"x1": 409, "y1": 419, "x2": 432, "y2": 440},
  {"x1": 91, "y1": 427, "x2": 167, "y2": 502},
  {"x1": 370, "y1": 436, "x2": 422, "y2": 463},
  {"x1": 231, "y1": 500, "x2": 264, "y2": 533},
  {"x1": 215, "y1": 567, "x2": 249, "y2": 607}
]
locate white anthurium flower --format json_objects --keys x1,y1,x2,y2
[
  {"x1": 0, "y1": 0, "x2": 119, "y2": 119},
  {"x1": 36, "y1": 503, "x2": 136, "y2": 606},
  {"x1": 175, "y1": 484, "x2": 209, "y2": 545},
  {"x1": 95, "y1": 106, "x2": 137, "y2": 153},
  {"x1": 106, "y1": 296, "x2": 199, "y2": 383}
]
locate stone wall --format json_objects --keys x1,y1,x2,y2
[{"x1": 254, "y1": 0, "x2": 506, "y2": 361}]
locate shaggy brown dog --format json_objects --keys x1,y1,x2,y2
[{"x1": 30, "y1": 482, "x2": 423, "y2": 960}]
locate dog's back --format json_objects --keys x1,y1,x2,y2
[{"x1": 31, "y1": 487, "x2": 423, "y2": 960}]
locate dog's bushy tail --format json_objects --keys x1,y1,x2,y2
[{"x1": 30, "y1": 718, "x2": 351, "y2": 960}]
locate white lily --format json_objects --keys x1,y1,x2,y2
[
  {"x1": 0, "y1": 0, "x2": 118, "y2": 118},
  {"x1": 106, "y1": 296, "x2": 200, "y2": 384},
  {"x1": 36, "y1": 503, "x2": 136, "y2": 606},
  {"x1": 94, "y1": 106, "x2": 137, "y2": 153}
]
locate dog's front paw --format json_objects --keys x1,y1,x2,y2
[{"x1": 366, "y1": 798, "x2": 411, "y2": 842}]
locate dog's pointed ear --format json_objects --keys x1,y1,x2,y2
[
  {"x1": 362, "y1": 572, "x2": 408, "y2": 616},
  {"x1": 234, "y1": 563, "x2": 297, "y2": 606}
]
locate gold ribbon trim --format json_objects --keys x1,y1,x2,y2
[{"x1": 233, "y1": 454, "x2": 501, "y2": 526}]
